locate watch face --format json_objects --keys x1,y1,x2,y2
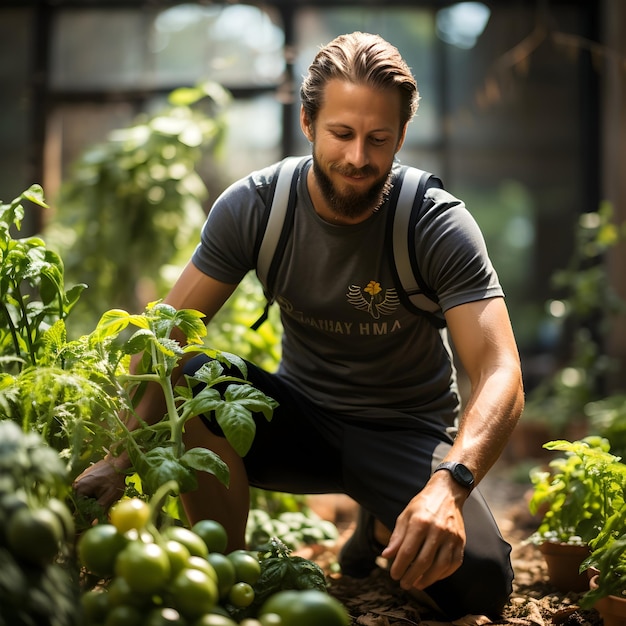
[{"x1": 454, "y1": 464, "x2": 474, "y2": 486}]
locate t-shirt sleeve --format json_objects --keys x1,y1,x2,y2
[
  {"x1": 191, "y1": 177, "x2": 264, "y2": 284},
  {"x1": 415, "y1": 187, "x2": 504, "y2": 313}
]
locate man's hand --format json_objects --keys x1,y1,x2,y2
[
  {"x1": 73, "y1": 458, "x2": 128, "y2": 511},
  {"x1": 382, "y1": 472, "x2": 468, "y2": 591}
]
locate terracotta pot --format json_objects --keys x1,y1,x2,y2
[
  {"x1": 589, "y1": 574, "x2": 626, "y2": 626},
  {"x1": 539, "y1": 542, "x2": 590, "y2": 593}
]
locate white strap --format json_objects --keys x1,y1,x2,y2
[
  {"x1": 256, "y1": 156, "x2": 305, "y2": 288},
  {"x1": 392, "y1": 168, "x2": 441, "y2": 313}
]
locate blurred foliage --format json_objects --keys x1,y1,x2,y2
[
  {"x1": 45, "y1": 81, "x2": 231, "y2": 337},
  {"x1": 523, "y1": 203, "x2": 626, "y2": 433}
]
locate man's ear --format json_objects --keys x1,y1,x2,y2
[
  {"x1": 396, "y1": 123, "x2": 409, "y2": 153},
  {"x1": 300, "y1": 106, "x2": 314, "y2": 142}
]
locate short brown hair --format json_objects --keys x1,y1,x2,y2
[{"x1": 300, "y1": 32, "x2": 419, "y2": 129}]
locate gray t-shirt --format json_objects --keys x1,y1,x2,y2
[{"x1": 192, "y1": 158, "x2": 503, "y2": 432}]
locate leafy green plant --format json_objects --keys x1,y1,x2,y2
[
  {"x1": 87, "y1": 303, "x2": 278, "y2": 499},
  {"x1": 0, "y1": 186, "x2": 118, "y2": 487},
  {"x1": 229, "y1": 537, "x2": 328, "y2": 622},
  {"x1": 580, "y1": 504, "x2": 626, "y2": 606},
  {"x1": 46, "y1": 81, "x2": 230, "y2": 335},
  {"x1": 247, "y1": 508, "x2": 338, "y2": 553},
  {"x1": 0, "y1": 186, "x2": 84, "y2": 373},
  {"x1": 1, "y1": 187, "x2": 277, "y2": 522},
  {"x1": 527, "y1": 436, "x2": 626, "y2": 546}
]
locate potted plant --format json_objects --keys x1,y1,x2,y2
[
  {"x1": 526, "y1": 436, "x2": 626, "y2": 592},
  {"x1": 579, "y1": 504, "x2": 626, "y2": 625}
]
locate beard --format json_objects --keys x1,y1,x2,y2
[{"x1": 311, "y1": 149, "x2": 393, "y2": 220}]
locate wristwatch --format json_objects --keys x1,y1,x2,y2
[{"x1": 434, "y1": 461, "x2": 475, "y2": 490}]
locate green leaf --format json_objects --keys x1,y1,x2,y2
[
  {"x1": 180, "y1": 446, "x2": 229, "y2": 487},
  {"x1": 123, "y1": 328, "x2": 155, "y2": 355},
  {"x1": 224, "y1": 384, "x2": 279, "y2": 421},
  {"x1": 168, "y1": 86, "x2": 205, "y2": 106},
  {"x1": 214, "y1": 398, "x2": 257, "y2": 457},
  {"x1": 91, "y1": 309, "x2": 149, "y2": 343},
  {"x1": 181, "y1": 385, "x2": 223, "y2": 418},
  {"x1": 173, "y1": 308, "x2": 206, "y2": 344},
  {"x1": 22, "y1": 184, "x2": 49, "y2": 209},
  {"x1": 216, "y1": 351, "x2": 248, "y2": 378},
  {"x1": 139, "y1": 446, "x2": 197, "y2": 495},
  {"x1": 234, "y1": 551, "x2": 327, "y2": 621},
  {"x1": 192, "y1": 360, "x2": 225, "y2": 385}
]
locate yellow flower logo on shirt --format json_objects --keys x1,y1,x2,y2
[
  {"x1": 347, "y1": 280, "x2": 400, "y2": 319},
  {"x1": 364, "y1": 280, "x2": 382, "y2": 296}
]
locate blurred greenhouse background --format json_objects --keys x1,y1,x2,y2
[{"x1": 2, "y1": 0, "x2": 626, "y2": 427}]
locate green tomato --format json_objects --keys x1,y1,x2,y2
[
  {"x1": 259, "y1": 590, "x2": 350, "y2": 626},
  {"x1": 105, "y1": 604, "x2": 144, "y2": 626},
  {"x1": 192, "y1": 614, "x2": 238, "y2": 626},
  {"x1": 228, "y1": 581, "x2": 255, "y2": 608},
  {"x1": 164, "y1": 539, "x2": 192, "y2": 578},
  {"x1": 78, "y1": 523, "x2": 128, "y2": 577},
  {"x1": 110, "y1": 498, "x2": 151, "y2": 534},
  {"x1": 107, "y1": 575, "x2": 150, "y2": 608},
  {"x1": 206, "y1": 552, "x2": 236, "y2": 599},
  {"x1": 191, "y1": 519, "x2": 229, "y2": 554},
  {"x1": 47, "y1": 497, "x2": 76, "y2": 542},
  {"x1": 170, "y1": 568, "x2": 219, "y2": 619},
  {"x1": 187, "y1": 555, "x2": 219, "y2": 585},
  {"x1": 80, "y1": 589, "x2": 109, "y2": 624},
  {"x1": 7, "y1": 506, "x2": 63, "y2": 564},
  {"x1": 115, "y1": 541, "x2": 171, "y2": 593},
  {"x1": 163, "y1": 526, "x2": 209, "y2": 558},
  {"x1": 144, "y1": 607, "x2": 189, "y2": 626},
  {"x1": 226, "y1": 549, "x2": 261, "y2": 585}
]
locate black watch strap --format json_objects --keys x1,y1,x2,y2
[{"x1": 434, "y1": 461, "x2": 475, "y2": 490}]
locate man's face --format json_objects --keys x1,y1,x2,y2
[{"x1": 301, "y1": 79, "x2": 407, "y2": 222}]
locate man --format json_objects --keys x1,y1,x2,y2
[{"x1": 75, "y1": 32, "x2": 524, "y2": 619}]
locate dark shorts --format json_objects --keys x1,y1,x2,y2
[{"x1": 184, "y1": 354, "x2": 513, "y2": 617}]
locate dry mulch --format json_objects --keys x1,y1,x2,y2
[{"x1": 298, "y1": 466, "x2": 603, "y2": 626}]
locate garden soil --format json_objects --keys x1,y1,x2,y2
[{"x1": 298, "y1": 462, "x2": 604, "y2": 626}]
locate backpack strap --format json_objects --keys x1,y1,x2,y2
[
  {"x1": 251, "y1": 156, "x2": 308, "y2": 330},
  {"x1": 388, "y1": 165, "x2": 446, "y2": 328},
  {"x1": 252, "y1": 158, "x2": 446, "y2": 330}
]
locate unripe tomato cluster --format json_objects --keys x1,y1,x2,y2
[
  {"x1": 78, "y1": 497, "x2": 350, "y2": 626},
  {"x1": 78, "y1": 498, "x2": 263, "y2": 626}
]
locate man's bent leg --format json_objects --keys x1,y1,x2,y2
[
  {"x1": 181, "y1": 415, "x2": 251, "y2": 552},
  {"x1": 424, "y1": 489, "x2": 513, "y2": 619}
]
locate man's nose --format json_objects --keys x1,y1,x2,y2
[{"x1": 345, "y1": 139, "x2": 369, "y2": 169}]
